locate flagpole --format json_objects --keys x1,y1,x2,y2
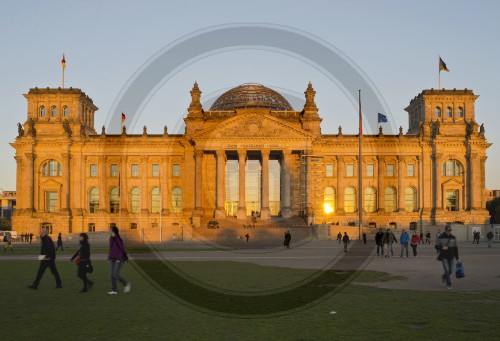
[
  {"x1": 358, "y1": 90, "x2": 363, "y2": 241},
  {"x1": 62, "y1": 67, "x2": 65, "y2": 88},
  {"x1": 159, "y1": 175, "x2": 163, "y2": 243},
  {"x1": 438, "y1": 70, "x2": 441, "y2": 89}
]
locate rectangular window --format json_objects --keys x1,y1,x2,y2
[
  {"x1": 366, "y1": 164, "x2": 374, "y2": 177},
  {"x1": 387, "y1": 164, "x2": 394, "y2": 177},
  {"x1": 88, "y1": 223, "x2": 95, "y2": 232},
  {"x1": 46, "y1": 191, "x2": 58, "y2": 213},
  {"x1": 325, "y1": 164, "x2": 334, "y2": 177},
  {"x1": 131, "y1": 164, "x2": 139, "y2": 177},
  {"x1": 89, "y1": 164, "x2": 98, "y2": 178},
  {"x1": 152, "y1": 164, "x2": 160, "y2": 177},
  {"x1": 445, "y1": 190, "x2": 459, "y2": 211},
  {"x1": 172, "y1": 164, "x2": 181, "y2": 177},
  {"x1": 110, "y1": 164, "x2": 119, "y2": 177},
  {"x1": 407, "y1": 164, "x2": 415, "y2": 177},
  {"x1": 346, "y1": 164, "x2": 354, "y2": 177}
]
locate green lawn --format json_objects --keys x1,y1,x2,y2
[{"x1": 1, "y1": 259, "x2": 499, "y2": 340}]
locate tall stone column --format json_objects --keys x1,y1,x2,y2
[
  {"x1": 215, "y1": 150, "x2": 226, "y2": 218},
  {"x1": 336, "y1": 156, "x2": 344, "y2": 214},
  {"x1": 14, "y1": 156, "x2": 23, "y2": 212},
  {"x1": 161, "y1": 156, "x2": 170, "y2": 214},
  {"x1": 141, "y1": 156, "x2": 148, "y2": 213},
  {"x1": 193, "y1": 150, "x2": 204, "y2": 218},
  {"x1": 433, "y1": 154, "x2": 443, "y2": 212},
  {"x1": 470, "y1": 154, "x2": 481, "y2": 210},
  {"x1": 398, "y1": 156, "x2": 405, "y2": 212},
  {"x1": 480, "y1": 156, "x2": 487, "y2": 210},
  {"x1": 24, "y1": 153, "x2": 35, "y2": 212},
  {"x1": 99, "y1": 156, "x2": 107, "y2": 212},
  {"x1": 281, "y1": 150, "x2": 292, "y2": 218},
  {"x1": 260, "y1": 149, "x2": 271, "y2": 220},
  {"x1": 236, "y1": 150, "x2": 247, "y2": 220},
  {"x1": 120, "y1": 157, "x2": 128, "y2": 213},
  {"x1": 377, "y1": 156, "x2": 385, "y2": 212},
  {"x1": 61, "y1": 153, "x2": 71, "y2": 211}
]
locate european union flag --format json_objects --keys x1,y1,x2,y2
[{"x1": 378, "y1": 113, "x2": 388, "y2": 123}]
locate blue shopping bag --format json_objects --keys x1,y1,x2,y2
[{"x1": 455, "y1": 262, "x2": 465, "y2": 279}]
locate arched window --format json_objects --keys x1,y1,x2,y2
[
  {"x1": 63, "y1": 106, "x2": 69, "y2": 117},
  {"x1": 457, "y1": 106, "x2": 464, "y2": 118},
  {"x1": 385, "y1": 187, "x2": 397, "y2": 212},
  {"x1": 344, "y1": 187, "x2": 356, "y2": 213},
  {"x1": 446, "y1": 106, "x2": 452, "y2": 118},
  {"x1": 110, "y1": 187, "x2": 120, "y2": 213},
  {"x1": 51, "y1": 106, "x2": 57, "y2": 117},
  {"x1": 172, "y1": 187, "x2": 182, "y2": 214},
  {"x1": 130, "y1": 188, "x2": 140, "y2": 214},
  {"x1": 365, "y1": 187, "x2": 377, "y2": 213},
  {"x1": 151, "y1": 187, "x2": 161, "y2": 214},
  {"x1": 442, "y1": 160, "x2": 462, "y2": 177},
  {"x1": 404, "y1": 187, "x2": 417, "y2": 212},
  {"x1": 41, "y1": 160, "x2": 62, "y2": 177},
  {"x1": 89, "y1": 188, "x2": 99, "y2": 213},
  {"x1": 39, "y1": 106, "x2": 46, "y2": 117},
  {"x1": 323, "y1": 187, "x2": 335, "y2": 214},
  {"x1": 435, "y1": 107, "x2": 441, "y2": 118}
]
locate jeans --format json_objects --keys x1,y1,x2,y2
[
  {"x1": 377, "y1": 244, "x2": 384, "y2": 256},
  {"x1": 401, "y1": 243, "x2": 409, "y2": 257},
  {"x1": 109, "y1": 260, "x2": 128, "y2": 292},
  {"x1": 488, "y1": 239, "x2": 492, "y2": 248},
  {"x1": 384, "y1": 243, "x2": 393, "y2": 257},
  {"x1": 441, "y1": 258, "x2": 455, "y2": 287}
]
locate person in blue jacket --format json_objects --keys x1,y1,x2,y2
[{"x1": 400, "y1": 229, "x2": 410, "y2": 258}]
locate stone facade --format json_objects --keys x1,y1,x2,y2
[{"x1": 11, "y1": 84, "x2": 491, "y2": 235}]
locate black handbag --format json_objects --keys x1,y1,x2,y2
[{"x1": 86, "y1": 261, "x2": 94, "y2": 274}]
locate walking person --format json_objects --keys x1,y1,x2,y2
[
  {"x1": 487, "y1": 231, "x2": 494, "y2": 248},
  {"x1": 362, "y1": 232, "x2": 367, "y2": 245},
  {"x1": 425, "y1": 231, "x2": 431, "y2": 244},
  {"x1": 28, "y1": 227, "x2": 62, "y2": 289},
  {"x1": 435, "y1": 225, "x2": 460, "y2": 290},
  {"x1": 383, "y1": 229, "x2": 397, "y2": 258},
  {"x1": 3, "y1": 233, "x2": 13, "y2": 252},
  {"x1": 410, "y1": 231, "x2": 420, "y2": 258},
  {"x1": 108, "y1": 226, "x2": 131, "y2": 295},
  {"x1": 400, "y1": 229, "x2": 410, "y2": 258},
  {"x1": 375, "y1": 228, "x2": 384, "y2": 256},
  {"x1": 284, "y1": 231, "x2": 291, "y2": 249},
  {"x1": 342, "y1": 232, "x2": 349, "y2": 252},
  {"x1": 245, "y1": 233, "x2": 249, "y2": 242},
  {"x1": 56, "y1": 233, "x2": 64, "y2": 252},
  {"x1": 419, "y1": 231, "x2": 424, "y2": 245},
  {"x1": 71, "y1": 233, "x2": 93, "y2": 292},
  {"x1": 29, "y1": 233, "x2": 33, "y2": 244},
  {"x1": 336, "y1": 232, "x2": 342, "y2": 245}
]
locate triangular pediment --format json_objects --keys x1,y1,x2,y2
[
  {"x1": 194, "y1": 113, "x2": 314, "y2": 140},
  {"x1": 441, "y1": 178, "x2": 464, "y2": 187}
]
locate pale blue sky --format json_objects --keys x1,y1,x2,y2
[{"x1": 1, "y1": 0, "x2": 499, "y2": 191}]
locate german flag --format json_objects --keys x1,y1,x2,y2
[
  {"x1": 121, "y1": 112, "x2": 126, "y2": 123},
  {"x1": 61, "y1": 54, "x2": 66, "y2": 70},
  {"x1": 439, "y1": 57, "x2": 449, "y2": 72}
]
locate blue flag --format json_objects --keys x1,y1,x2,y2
[{"x1": 378, "y1": 113, "x2": 388, "y2": 123}]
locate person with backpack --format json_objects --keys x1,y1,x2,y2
[
  {"x1": 435, "y1": 225, "x2": 460, "y2": 289},
  {"x1": 486, "y1": 231, "x2": 494, "y2": 248},
  {"x1": 71, "y1": 233, "x2": 93, "y2": 293},
  {"x1": 400, "y1": 229, "x2": 410, "y2": 258},
  {"x1": 28, "y1": 227, "x2": 62, "y2": 289},
  {"x1": 410, "y1": 231, "x2": 421, "y2": 257},
  {"x1": 108, "y1": 226, "x2": 130, "y2": 295},
  {"x1": 336, "y1": 232, "x2": 342, "y2": 245},
  {"x1": 342, "y1": 232, "x2": 350, "y2": 252},
  {"x1": 375, "y1": 228, "x2": 384, "y2": 256}
]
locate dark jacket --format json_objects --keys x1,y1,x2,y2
[
  {"x1": 71, "y1": 242, "x2": 91, "y2": 262},
  {"x1": 342, "y1": 234, "x2": 350, "y2": 243},
  {"x1": 435, "y1": 234, "x2": 459, "y2": 260},
  {"x1": 108, "y1": 235, "x2": 126, "y2": 261},
  {"x1": 40, "y1": 235, "x2": 56, "y2": 260},
  {"x1": 375, "y1": 232, "x2": 384, "y2": 245},
  {"x1": 383, "y1": 232, "x2": 397, "y2": 244}
]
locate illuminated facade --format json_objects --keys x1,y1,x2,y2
[{"x1": 11, "y1": 83, "x2": 491, "y2": 235}]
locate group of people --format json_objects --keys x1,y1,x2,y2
[
  {"x1": 27, "y1": 226, "x2": 131, "y2": 295},
  {"x1": 472, "y1": 231, "x2": 481, "y2": 244},
  {"x1": 19, "y1": 233, "x2": 34, "y2": 243}
]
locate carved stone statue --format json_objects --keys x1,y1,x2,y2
[
  {"x1": 164, "y1": 126, "x2": 168, "y2": 136},
  {"x1": 62, "y1": 120, "x2": 72, "y2": 138},
  {"x1": 17, "y1": 123, "x2": 24, "y2": 137},
  {"x1": 338, "y1": 126, "x2": 342, "y2": 137},
  {"x1": 143, "y1": 126, "x2": 147, "y2": 135},
  {"x1": 26, "y1": 118, "x2": 35, "y2": 137},
  {"x1": 378, "y1": 126, "x2": 383, "y2": 136},
  {"x1": 101, "y1": 125, "x2": 106, "y2": 135},
  {"x1": 479, "y1": 123, "x2": 485, "y2": 135},
  {"x1": 399, "y1": 126, "x2": 403, "y2": 136}
]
